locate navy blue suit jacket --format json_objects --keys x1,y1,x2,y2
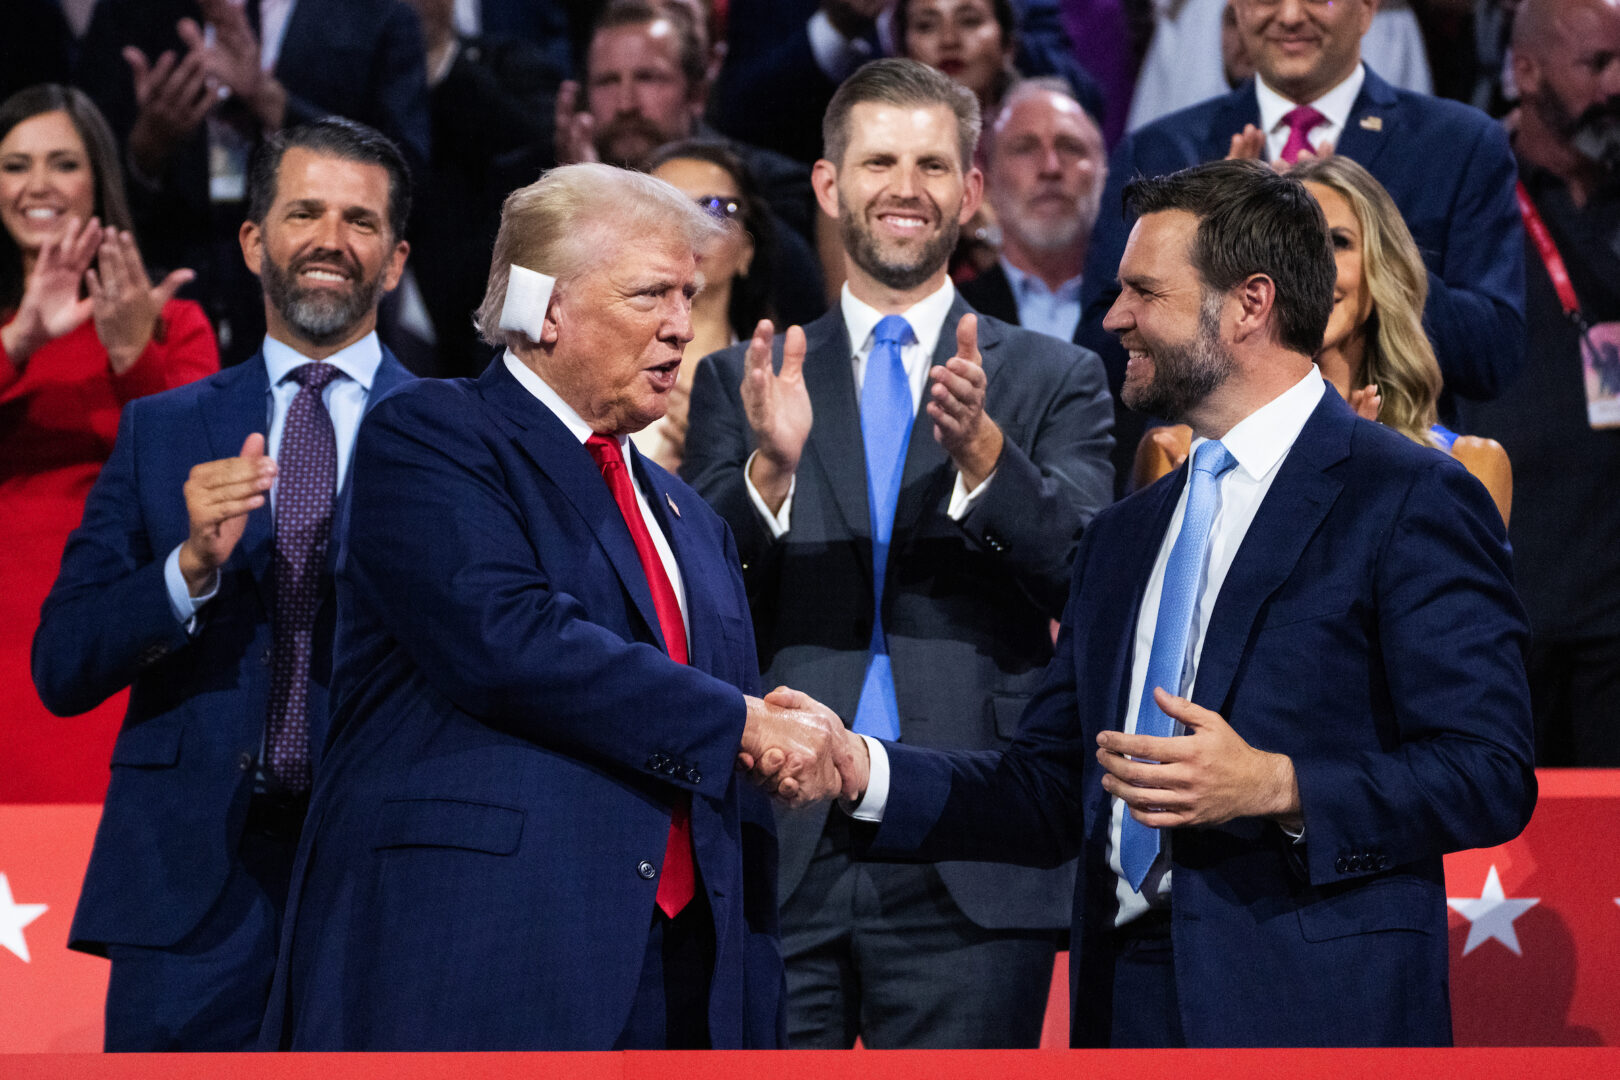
[
  {"x1": 1079, "y1": 68, "x2": 1526, "y2": 483},
  {"x1": 868, "y1": 391, "x2": 1537, "y2": 1046},
  {"x1": 260, "y1": 359, "x2": 784, "y2": 1050},
  {"x1": 32, "y1": 349, "x2": 414, "y2": 953}
]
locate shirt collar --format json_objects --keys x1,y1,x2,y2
[
  {"x1": 502, "y1": 349, "x2": 631, "y2": 452},
  {"x1": 999, "y1": 256, "x2": 1083, "y2": 302},
  {"x1": 1255, "y1": 63, "x2": 1365, "y2": 140},
  {"x1": 840, "y1": 277, "x2": 957, "y2": 361},
  {"x1": 262, "y1": 331, "x2": 383, "y2": 391},
  {"x1": 1190, "y1": 365, "x2": 1325, "y2": 483}
]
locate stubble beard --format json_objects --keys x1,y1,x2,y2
[{"x1": 840, "y1": 189, "x2": 960, "y2": 292}]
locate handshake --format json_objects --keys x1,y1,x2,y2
[{"x1": 738, "y1": 688, "x2": 872, "y2": 809}]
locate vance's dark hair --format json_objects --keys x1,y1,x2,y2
[
  {"x1": 246, "y1": 117, "x2": 412, "y2": 241},
  {"x1": 1123, "y1": 158, "x2": 1334, "y2": 357}
]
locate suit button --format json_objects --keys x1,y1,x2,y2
[
  {"x1": 983, "y1": 530, "x2": 1006, "y2": 553},
  {"x1": 646, "y1": 755, "x2": 663, "y2": 771},
  {"x1": 1375, "y1": 854, "x2": 1389, "y2": 870},
  {"x1": 1335, "y1": 856, "x2": 1349, "y2": 874},
  {"x1": 237, "y1": 751, "x2": 254, "y2": 771},
  {"x1": 637, "y1": 860, "x2": 657, "y2": 880},
  {"x1": 686, "y1": 767, "x2": 702, "y2": 785}
]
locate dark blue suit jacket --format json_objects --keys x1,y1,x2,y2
[
  {"x1": 32, "y1": 349, "x2": 414, "y2": 953},
  {"x1": 260, "y1": 359, "x2": 784, "y2": 1050},
  {"x1": 1079, "y1": 68, "x2": 1526, "y2": 488},
  {"x1": 868, "y1": 390, "x2": 1537, "y2": 1046}
]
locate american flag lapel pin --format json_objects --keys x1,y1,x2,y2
[
  {"x1": 1359, "y1": 116, "x2": 1383, "y2": 132},
  {"x1": 666, "y1": 492, "x2": 681, "y2": 518}
]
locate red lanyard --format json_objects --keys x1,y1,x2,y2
[{"x1": 1516, "y1": 180, "x2": 1587, "y2": 329}]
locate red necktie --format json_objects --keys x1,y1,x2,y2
[
  {"x1": 1279, "y1": 104, "x2": 1327, "y2": 163},
  {"x1": 585, "y1": 434, "x2": 695, "y2": 918}
]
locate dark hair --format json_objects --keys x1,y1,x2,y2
[
  {"x1": 0, "y1": 84, "x2": 134, "y2": 313},
  {"x1": 823, "y1": 58, "x2": 982, "y2": 169},
  {"x1": 893, "y1": 0, "x2": 1020, "y2": 106},
  {"x1": 594, "y1": 0, "x2": 708, "y2": 91},
  {"x1": 1122, "y1": 159, "x2": 1334, "y2": 357},
  {"x1": 645, "y1": 138, "x2": 776, "y2": 338},
  {"x1": 246, "y1": 118, "x2": 412, "y2": 241}
]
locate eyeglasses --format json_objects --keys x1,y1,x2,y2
[{"x1": 695, "y1": 195, "x2": 742, "y2": 221}]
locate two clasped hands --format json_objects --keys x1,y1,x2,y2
[{"x1": 738, "y1": 689, "x2": 869, "y2": 810}]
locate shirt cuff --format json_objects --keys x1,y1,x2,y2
[
  {"x1": 164, "y1": 543, "x2": 216, "y2": 633},
  {"x1": 846, "y1": 734, "x2": 890, "y2": 822},
  {"x1": 743, "y1": 450, "x2": 795, "y2": 537},
  {"x1": 947, "y1": 467, "x2": 996, "y2": 520},
  {"x1": 807, "y1": 9, "x2": 875, "y2": 82}
]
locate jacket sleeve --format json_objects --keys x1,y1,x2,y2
[
  {"x1": 1291, "y1": 457, "x2": 1537, "y2": 883},
  {"x1": 32, "y1": 400, "x2": 193, "y2": 716}
]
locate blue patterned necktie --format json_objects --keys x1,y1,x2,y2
[
  {"x1": 852, "y1": 314, "x2": 916, "y2": 741},
  {"x1": 266, "y1": 361, "x2": 342, "y2": 794},
  {"x1": 1120, "y1": 438, "x2": 1238, "y2": 890}
]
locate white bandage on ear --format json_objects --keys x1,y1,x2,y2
[{"x1": 497, "y1": 264, "x2": 556, "y2": 343}]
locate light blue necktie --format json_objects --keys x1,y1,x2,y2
[
  {"x1": 852, "y1": 315, "x2": 917, "y2": 741},
  {"x1": 1119, "y1": 439, "x2": 1238, "y2": 890}
]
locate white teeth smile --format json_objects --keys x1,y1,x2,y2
[
  {"x1": 23, "y1": 208, "x2": 59, "y2": 220},
  {"x1": 880, "y1": 215, "x2": 926, "y2": 230},
  {"x1": 301, "y1": 269, "x2": 347, "y2": 282}
]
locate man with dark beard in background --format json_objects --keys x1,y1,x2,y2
[
  {"x1": 1460, "y1": 0, "x2": 1620, "y2": 765},
  {"x1": 32, "y1": 118, "x2": 415, "y2": 1050}
]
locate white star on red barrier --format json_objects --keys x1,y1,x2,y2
[
  {"x1": 0, "y1": 873, "x2": 48, "y2": 963},
  {"x1": 1448, "y1": 864, "x2": 1539, "y2": 957}
]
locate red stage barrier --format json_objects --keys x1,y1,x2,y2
[{"x1": 2, "y1": 770, "x2": 1617, "y2": 1053}]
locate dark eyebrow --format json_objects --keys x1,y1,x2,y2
[{"x1": 285, "y1": 198, "x2": 326, "y2": 214}]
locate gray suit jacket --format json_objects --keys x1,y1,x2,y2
[{"x1": 683, "y1": 295, "x2": 1114, "y2": 928}]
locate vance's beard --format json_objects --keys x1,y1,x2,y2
[
  {"x1": 261, "y1": 250, "x2": 385, "y2": 347},
  {"x1": 840, "y1": 190, "x2": 959, "y2": 292},
  {"x1": 1120, "y1": 292, "x2": 1234, "y2": 421}
]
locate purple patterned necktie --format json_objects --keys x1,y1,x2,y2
[{"x1": 266, "y1": 361, "x2": 342, "y2": 793}]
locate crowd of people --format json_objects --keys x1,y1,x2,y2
[{"x1": 1, "y1": 0, "x2": 1617, "y2": 1057}]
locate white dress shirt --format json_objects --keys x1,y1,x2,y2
[
  {"x1": 503, "y1": 351, "x2": 691, "y2": 648},
  {"x1": 1255, "y1": 64, "x2": 1366, "y2": 163},
  {"x1": 744, "y1": 279, "x2": 994, "y2": 535},
  {"x1": 851, "y1": 368, "x2": 1328, "y2": 916},
  {"x1": 163, "y1": 332, "x2": 387, "y2": 624}
]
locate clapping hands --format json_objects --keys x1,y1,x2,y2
[{"x1": 739, "y1": 687, "x2": 870, "y2": 809}]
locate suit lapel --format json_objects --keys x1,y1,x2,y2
[
  {"x1": 201, "y1": 357, "x2": 274, "y2": 604},
  {"x1": 1333, "y1": 68, "x2": 1400, "y2": 175},
  {"x1": 478, "y1": 360, "x2": 667, "y2": 650},
  {"x1": 1101, "y1": 472, "x2": 1187, "y2": 732},
  {"x1": 635, "y1": 454, "x2": 716, "y2": 670},
  {"x1": 1203, "y1": 82, "x2": 1263, "y2": 162},
  {"x1": 326, "y1": 349, "x2": 415, "y2": 578},
  {"x1": 801, "y1": 309, "x2": 872, "y2": 542},
  {"x1": 1191, "y1": 394, "x2": 1351, "y2": 714}
]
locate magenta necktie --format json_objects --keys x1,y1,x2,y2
[
  {"x1": 265, "y1": 361, "x2": 342, "y2": 794},
  {"x1": 585, "y1": 434, "x2": 695, "y2": 918},
  {"x1": 1279, "y1": 105, "x2": 1327, "y2": 163}
]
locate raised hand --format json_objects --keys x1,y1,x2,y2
[
  {"x1": 553, "y1": 80, "x2": 598, "y2": 166},
  {"x1": 1095, "y1": 688, "x2": 1301, "y2": 830},
  {"x1": 1226, "y1": 124, "x2": 1266, "y2": 162},
  {"x1": 186, "y1": 1, "x2": 286, "y2": 131},
  {"x1": 177, "y1": 433, "x2": 276, "y2": 596},
  {"x1": 739, "y1": 687, "x2": 862, "y2": 809},
  {"x1": 741, "y1": 320, "x2": 812, "y2": 513},
  {"x1": 87, "y1": 229, "x2": 195, "y2": 374},
  {"x1": 124, "y1": 44, "x2": 214, "y2": 178},
  {"x1": 0, "y1": 216, "x2": 101, "y2": 369},
  {"x1": 1347, "y1": 384, "x2": 1382, "y2": 422},
  {"x1": 927, "y1": 313, "x2": 1002, "y2": 489}
]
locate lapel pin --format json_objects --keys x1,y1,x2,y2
[
  {"x1": 666, "y1": 492, "x2": 681, "y2": 518},
  {"x1": 1359, "y1": 116, "x2": 1383, "y2": 132}
]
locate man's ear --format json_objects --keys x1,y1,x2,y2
[
  {"x1": 540, "y1": 291, "x2": 563, "y2": 346},
  {"x1": 811, "y1": 159, "x2": 841, "y2": 220},
  {"x1": 959, "y1": 165, "x2": 985, "y2": 224},
  {"x1": 1513, "y1": 51, "x2": 1542, "y2": 98},
  {"x1": 1231, "y1": 273, "x2": 1277, "y2": 345},
  {"x1": 382, "y1": 239, "x2": 410, "y2": 293},
  {"x1": 239, "y1": 219, "x2": 263, "y2": 276}
]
